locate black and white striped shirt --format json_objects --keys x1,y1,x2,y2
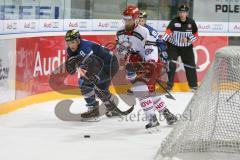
[{"x1": 162, "y1": 17, "x2": 198, "y2": 47}]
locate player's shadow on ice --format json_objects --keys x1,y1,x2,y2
[{"x1": 62, "y1": 127, "x2": 150, "y2": 143}]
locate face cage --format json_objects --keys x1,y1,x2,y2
[{"x1": 122, "y1": 16, "x2": 139, "y2": 26}]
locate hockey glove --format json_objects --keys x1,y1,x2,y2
[
  {"x1": 156, "y1": 38, "x2": 168, "y2": 52},
  {"x1": 66, "y1": 55, "x2": 83, "y2": 75},
  {"x1": 126, "y1": 70, "x2": 137, "y2": 81},
  {"x1": 159, "y1": 51, "x2": 168, "y2": 64}
]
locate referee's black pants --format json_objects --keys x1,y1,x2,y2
[{"x1": 166, "y1": 43, "x2": 198, "y2": 88}]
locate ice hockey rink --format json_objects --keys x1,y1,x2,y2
[
  {"x1": 0, "y1": 92, "x2": 193, "y2": 160},
  {"x1": 1, "y1": 0, "x2": 240, "y2": 160}
]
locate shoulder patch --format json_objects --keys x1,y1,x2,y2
[
  {"x1": 174, "y1": 23, "x2": 181, "y2": 27},
  {"x1": 145, "y1": 25, "x2": 158, "y2": 38},
  {"x1": 151, "y1": 30, "x2": 158, "y2": 38}
]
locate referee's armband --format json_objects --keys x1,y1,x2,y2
[
  {"x1": 161, "y1": 29, "x2": 172, "y2": 42},
  {"x1": 188, "y1": 32, "x2": 198, "y2": 43}
]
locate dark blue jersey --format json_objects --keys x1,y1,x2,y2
[
  {"x1": 144, "y1": 24, "x2": 167, "y2": 52},
  {"x1": 144, "y1": 24, "x2": 159, "y2": 39},
  {"x1": 67, "y1": 39, "x2": 112, "y2": 64},
  {"x1": 67, "y1": 39, "x2": 114, "y2": 76}
]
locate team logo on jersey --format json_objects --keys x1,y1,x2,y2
[
  {"x1": 174, "y1": 23, "x2": 181, "y2": 27},
  {"x1": 145, "y1": 48, "x2": 153, "y2": 55},
  {"x1": 188, "y1": 24, "x2": 192, "y2": 28}
]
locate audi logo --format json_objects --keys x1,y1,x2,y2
[{"x1": 110, "y1": 21, "x2": 119, "y2": 28}]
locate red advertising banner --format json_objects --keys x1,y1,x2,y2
[
  {"x1": 16, "y1": 35, "x2": 228, "y2": 99},
  {"x1": 16, "y1": 35, "x2": 117, "y2": 99}
]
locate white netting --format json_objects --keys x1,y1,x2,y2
[{"x1": 155, "y1": 46, "x2": 240, "y2": 160}]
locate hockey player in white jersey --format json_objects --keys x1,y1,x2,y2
[
  {"x1": 126, "y1": 11, "x2": 169, "y2": 94},
  {"x1": 116, "y1": 5, "x2": 177, "y2": 129}
]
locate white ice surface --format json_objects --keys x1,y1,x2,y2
[{"x1": 0, "y1": 92, "x2": 193, "y2": 160}]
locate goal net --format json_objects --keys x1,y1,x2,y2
[{"x1": 155, "y1": 46, "x2": 240, "y2": 160}]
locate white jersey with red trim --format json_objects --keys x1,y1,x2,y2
[{"x1": 116, "y1": 24, "x2": 159, "y2": 62}]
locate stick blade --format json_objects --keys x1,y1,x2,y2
[{"x1": 165, "y1": 94, "x2": 176, "y2": 100}]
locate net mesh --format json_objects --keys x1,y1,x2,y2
[{"x1": 155, "y1": 46, "x2": 240, "y2": 159}]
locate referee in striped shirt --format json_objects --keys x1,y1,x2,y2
[{"x1": 162, "y1": 5, "x2": 198, "y2": 91}]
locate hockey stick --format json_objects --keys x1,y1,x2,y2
[
  {"x1": 116, "y1": 42, "x2": 199, "y2": 69},
  {"x1": 226, "y1": 90, "x2": 240, "y2": 102},
  {"x1": 135, "y1": 62, "x2": 176, "y2": 100},
  {"x1": 155, "y1": 79, "x2": 176, "y2": 100},
  {"x1": 116, "y1": 43, "x2": 176, "y2": 100},
  {"x1": 170, "y1": 60, "x2": 200, "y2": 69},
  {"x1": 117, "y1": 43, "x2": 199, "y2": 70},
  {"x1": 77, "y1": 67, "x2": 134, "y2": 115},
  {"x1": 93, "y1": 84, "x2": 134, "y2": 115}
]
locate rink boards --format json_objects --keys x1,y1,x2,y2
[{"x1": 0, "y1": 32, "x2": 231, "y2": 115}]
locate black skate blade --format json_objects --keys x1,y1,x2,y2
[
  {"x1": 80, "y1": 105, "x2": 107, "y2": 122},
  {"x1": 167, "y1": 120, "x2": 178, "y2": 126},
  {"x1": 80, "y1": 117, "x2": 100, "y2": 122},
  {"x1": 166, "y1": 117, "x2": 178, "y2": 125},
  {"x1": 105, "y1": 113, "x2": 123, "y2": 118},
  {"x1": 167, "y1": 121, "x2": 176, "y2": 125},
  {"x1": 126, "y1": 92, "x2": 134, "y2": 95},
  {"x1": 146, "y1": 126, "x2": 160, "y2": 134},
  {"x1": 165, "y1": 94, "x2": 176, "y2": 100}
]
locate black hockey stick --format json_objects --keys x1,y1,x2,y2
[
  {"x1": 77, "y1": 67, "x2": 134, "y2": 116},
  {"x1": 170, "y1": 60, "x2": 200, "y2": 69},
  {"x1": 93, "y1": 84, "x2": 134, "y2": 116},
  {"x1": 134, "y1": 62, "x2": 176, "y2": 100},
  {"x1": 116, "y1": 44, "x2": 175, "y2": 100},
  {"x1": 155, "y1": 79, "x2": 176, "y2": 100},
  {"x1": 226, "y1": 90, "x2": 240, "y2": 102},
  {"x1": 116, "y1": 43, "x2": 199, "y2": 69}
]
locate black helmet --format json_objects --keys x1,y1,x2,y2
[
  {"x1": 139, "y1": 11, "x2": 147, "y2": 18},
  {"x1": 178, "y1": 5, "x2": 189, "y2": 12},
  {"x1": 65, "y1": 29, "x2": 81, "y2": 41}
]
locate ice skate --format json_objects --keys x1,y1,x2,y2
[
  {"x1": 145, "y1": 114, "x2": 160, "y2": 132},
  {"x1": 162, "y1": 108, "x2": 177, "y2": 125}
]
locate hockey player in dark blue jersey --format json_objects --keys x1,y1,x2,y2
[
  {"x1": 139, "y1": 11, "x2": 168, "y2": 60},
  {"x1": 65, "y1": 29, "x2": 121, "y2": 118}
]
